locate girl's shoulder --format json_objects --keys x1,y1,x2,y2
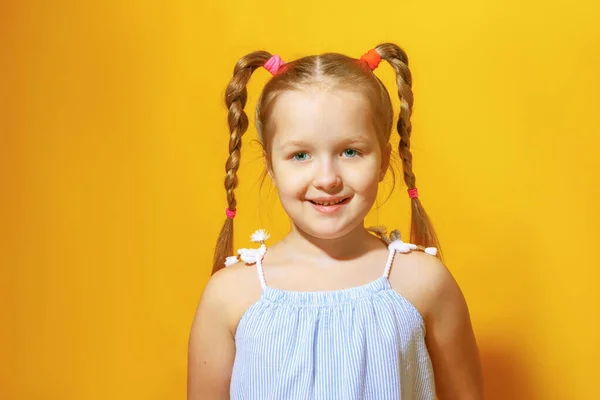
[
  {"x1": 388, "y1": 249, "x2": 461, "y2": 325},
  {"x1": 202, "y1": 228, "x2": 274, "y2": 332},
  {"x1": 203, "y1": 261, "x2": 263, "y2": 335}
]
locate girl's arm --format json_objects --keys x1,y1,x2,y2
[
  {"x1": 420, "y1": 255, "x2": 484, "y2": 399},
  {"x1": 187, "y1": 271, "x2": 236, "y2": 400}
]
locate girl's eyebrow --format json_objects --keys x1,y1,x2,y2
[
  {"x1": 345, "y1": 137, "x2": 372, "y2": 146},
  {"x1": 279, "y1": 136, "x2": 373, "y2": 148},
  {"x1": 278, "y1": 139, "x2": 310, "y2": 148}
]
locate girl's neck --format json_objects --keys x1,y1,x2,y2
[{"x1": 279, "y1": 223, "x2": 382, "y2": 263}]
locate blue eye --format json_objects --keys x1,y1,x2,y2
[
  {"x1": 343, "y1": 149, "x2": 359, "y2": 158},
  {"x1": 292, "y1": 152, "x2": 310, "y2": 161}
]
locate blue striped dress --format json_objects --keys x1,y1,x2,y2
[{"x1": 230, "y1": 239, "x2": 436, "y2": 399}]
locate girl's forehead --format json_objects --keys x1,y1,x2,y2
[
  {"x1": 269, "y1": 89, "x2": 377, "y2": 145},
  {"x1": 273, "y1": 88, "x2": 370, "y2": 115}
]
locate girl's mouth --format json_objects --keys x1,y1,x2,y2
[
  {"x1": 309, "y1": 197, "x2": 350, "y2": 206},
  {"x1": 308, "y1": 197, "x2": 351, "y2": 213}
]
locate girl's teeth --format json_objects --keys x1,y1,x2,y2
[{"x1": 315, "y1": 199, "x2": 344, "y2": 206}]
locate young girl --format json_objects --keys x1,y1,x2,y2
[{"x1": 188, "y1": 43, "x2": 483, "y2": 399}]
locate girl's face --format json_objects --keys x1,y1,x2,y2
[{"x1": 266, "y1": 88, "x2": 391, "y2": 240}]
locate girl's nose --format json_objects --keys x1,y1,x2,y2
[{"x1": 313, "y1": 160, "x2": 342, "y2": 190}]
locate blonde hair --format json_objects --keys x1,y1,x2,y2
[{"x1": 212, "y1": 43, "x2": 442, "y2": 275}]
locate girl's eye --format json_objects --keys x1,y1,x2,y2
[
  {"x1": 343, "y1": 149, "x2": 359, "y2": 158},
  {"x1": 292, "y1": 152, "x2": 310, "y2": 161}
]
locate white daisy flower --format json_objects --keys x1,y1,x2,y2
[
  {"x1": 224, "y1": 256, "x2": 239, "y2": 267},
  {"x1": 250, "y1": 229, "x2": 270, "y2": 243}
]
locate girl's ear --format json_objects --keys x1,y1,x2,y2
[
  {"x1": 380, "y1": 142, "x2": 392, "y2": 181},
  {"x1": 263, "y1": 150, "x2": 276, "y2": 186}
]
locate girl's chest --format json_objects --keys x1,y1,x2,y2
[{"x1": 235, "y1": 294, "x2": 426, "y2": 356}]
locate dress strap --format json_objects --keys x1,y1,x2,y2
[
  {"x1": 233, "y1": 229, "x2": 270, "y2": 290},
  {"x1": 382, "y1": 246, "x2": 397, "y2": 279},
  {"x1": 255, "y1": 254, "x2": 268, "y2": 289},
  {"x1": 235, "y1": 244, "x2": 268, "y2": 289}
]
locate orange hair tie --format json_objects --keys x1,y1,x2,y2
[{"x1": 360, "y1": 49, "x2": 382, "y2": 70}]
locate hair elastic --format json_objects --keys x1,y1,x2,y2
[
  {"x1": 264, "y1": 55, "x2": 285, "y2": 76},
  {"x1": 225, "y1": 208, "x2": 237, "y2": 219},
  {"x1": 408, "y1": 188, "x2": 419, "y2": 199},
  {"x1": 360, "y1": 49, "x2": 382, "y2": 70}
]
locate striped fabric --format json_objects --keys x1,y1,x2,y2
[{"x1": 230, "y1": 243, "x2": 436, "y2": 399}]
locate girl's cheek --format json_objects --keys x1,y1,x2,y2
[
  {"x1": 346, "y1": 160, "x2": 379, "y2": 182},
  {"x1": 274, "y1": 166, "x2": 308, "y2": 192},
  {"x1": 281, "y1": 163, "x2": 311, "y2": 178}
]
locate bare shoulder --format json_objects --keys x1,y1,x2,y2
[
  {"x1": 188, "y1": 264, "x2": 262, "y2": 399},
  {"x1": 388, "y1": 250, "x2": 484, "y2": 398},
  {"x1": 200, "y1": 262, "x2": 263, "y2": 334},
  {"x1": 388, "y1": 251, "x2": 464, "y2": 324}
]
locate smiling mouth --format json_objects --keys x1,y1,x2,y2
[{"x1": 308, "y1": 198, "x2": 350, "y2": 206}]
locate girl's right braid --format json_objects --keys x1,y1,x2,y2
[
  {"x1": 212, "y1": 51, "x2": 273, "y2": 275},
  {"x1": 376, "y1": 43, "x2": 443, "y2": 259}
]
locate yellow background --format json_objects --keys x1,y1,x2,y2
[{"x1": 2, "y1": 0, "x2": 599, "y2": 399}]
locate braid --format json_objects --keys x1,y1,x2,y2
[
  {"x1": 212, "y1": 51, "x2": 272, "y2": 275},
  {"x1": 376, "y1": 43, "x2": 443, "y2": 259}
]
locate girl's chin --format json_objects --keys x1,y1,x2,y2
[{"x1": 296, "y1": 221, "x2": 365, "y2": 240}]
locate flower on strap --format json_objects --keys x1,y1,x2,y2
[
  {"x1": 250, "y1": 229, "x2": 270, "y2": 243},
  {"x1": 388, "y1": 239, "x2": 438, "y2": 257},
  {"x1": 224, "y1": 229, "x2": 270, "y2": 267},
  {"x1": 388, "y1": 239, "x2": 418, "y2": 254},
  {"x1": 424, "y1": 247, "x2": 438, "y2": 256},
  {"x1": 224, "y1": 256, "x2": 239, "y2": 267},
  {"x1": 237, "y1": 244, "x2": 267, "y2": 264}
]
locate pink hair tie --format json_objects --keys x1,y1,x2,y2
[
  {"x1": 225, "y1": 208, "x2": 237, "y2": 219},
  {"x1": 264, "y1": 55, "x2": 285, "y2": 76},
  {"x1": 408, "y1": 188, "x2": 419, "y2": 199}
]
